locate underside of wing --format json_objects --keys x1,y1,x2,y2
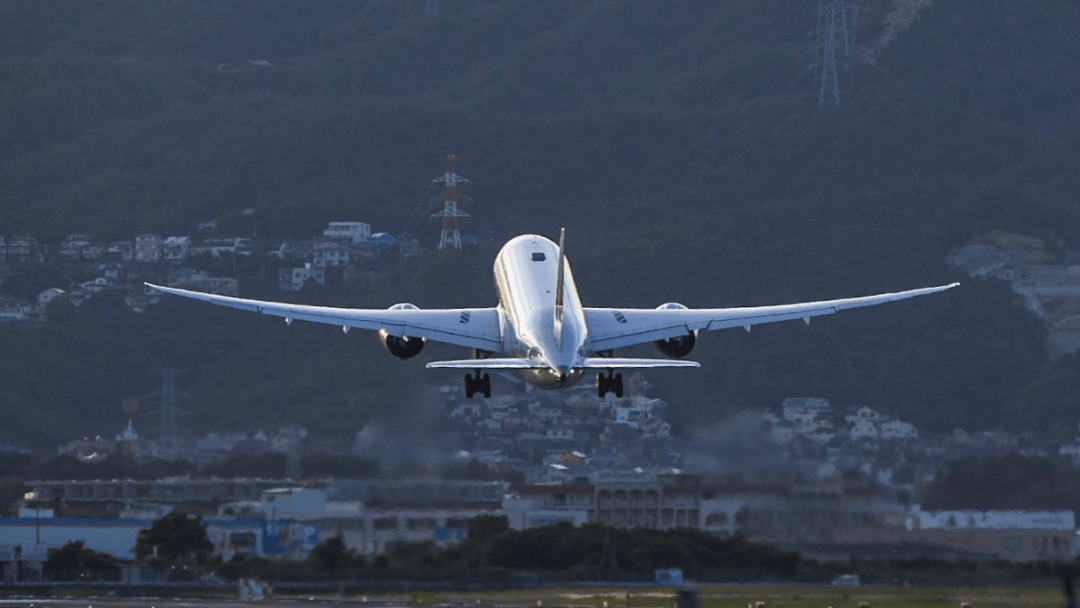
[
  {"x1": 585, "y1": 282, "x2": 959, "y2": 352},
  {"x1": 147, "y1": 283, "x2": 502, "y2": 351}
]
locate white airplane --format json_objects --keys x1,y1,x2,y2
[{"x1": 147, "y1": 230, "x2": 958, "y2": 399}]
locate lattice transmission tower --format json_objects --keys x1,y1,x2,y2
[
  {"x1": 153, "y1": 368, "x2": 184, "y2": 458},
  {"x1": 431, "y1": 154, "x2": 470, "y2": 251},
  {"x1": 815, "y1": 0, "x2": 854, "y2": 108}
]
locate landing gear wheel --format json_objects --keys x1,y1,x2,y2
[
  {"x1": 464, "y1": 373, "x2": 475, "y2": 399},
  {"x1": 464, "y1": 370, "x2": 491, "y2": 399},
  {"x1": 597, "y1": 369, "x2": 624, "y2": 398}
]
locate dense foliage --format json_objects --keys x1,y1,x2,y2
[
  {"x1": 215, "y1": 519, "x2": 1069, "y2": 585},
  {"x1": 922, "y1": 452, "x2": 1080, "y2": 511},
  {"x1": 134, "y1": 511, "x2": 213, "y2": 566},
  {"x1": 1, "y1": 2, "x2": 1079, "y2": 448},
  {"x1": 43, "y1": 540, "x2": 120, "y2": 581}
]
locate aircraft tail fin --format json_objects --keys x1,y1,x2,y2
[{"x1": 554, "y1": 227, "x2": 566, "y2": 340}]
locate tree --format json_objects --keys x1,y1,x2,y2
[
  {"x1": 44, "y1": 540, "x2": 119, "y2": 581},
  {"x1": 307, "y1": 533, "x2": 351, "y2": 571},
  {"x1": 134, "y1": 511, "x2": 213, "y2": 566},
  {"x1": 467, "y1": 514, "x2": 509, "y2": 543}
]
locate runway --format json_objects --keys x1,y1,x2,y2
[{"x1": 0, "y1": 597, "x2": 398, "y2": 608}]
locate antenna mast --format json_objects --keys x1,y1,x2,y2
[{"x1": 431, "y1": 154, "x2": 470, "y2": 251}]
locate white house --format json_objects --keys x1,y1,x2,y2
[
  {"x1": 881, "y1": 420, "x2": 918, "y2": 439},
  {"x1": 782, "y1": 397, "x2": 833, "y2": 435},
  {"x1": 278, "y1": 263, "x2": 325, "y2": 291},
  {"x1": 850, "y1": 418, "x2": 880, "y2": 441},
  {"x1": 844, "y1": 406, "x2": 882, "y2": 425},
  {"x1": 312, "y1": 240, "x2": 350, "y2": 268},
  {"x1": 163, "y1": 236, "x2": 192, "y2": 264},
  {"x1": 36, "y1": 288, "x2": 66, "y2": 306},
  {"x1": 323, "y1": 222, "x2": 371, "y2": 244},
  {"x1": 134, "y1": 233, "x2": 163, "y2": 263}
]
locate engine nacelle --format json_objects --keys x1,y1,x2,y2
[
  {"x1": 652, "y1": 302, "x2": 698, "y2": 358},
  {"x1": 378, "y1": 303, "x2": 426, "y2": 360}
]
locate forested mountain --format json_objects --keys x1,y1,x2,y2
[{"x1": 2, "y1": 1, "x2": 1079, "y2": 449}]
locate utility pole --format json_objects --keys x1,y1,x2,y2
[
  {"x1": 431, "y1": 154, "x2": 470, "y2": 251},
  {"x1": 286, "y1": 450, "x2": 301, "y2": 480},
  {"x1": 815, "y1": 0, "x2": 853, "y2": 109}
]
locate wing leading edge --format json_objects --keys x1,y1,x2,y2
[
  {"x1": 585, "y1": 282, "x2": 959, "y2": 352},
  {"x1": 146, "y1": 283, "x2": 502, "y2": 351}
]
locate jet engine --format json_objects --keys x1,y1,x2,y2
[
  {"x1": 652, "y1": 302, "x2": 698, "y2": 358},
  {"x1": 378, "y1": 303, "x2": 426, "y2": 360}
]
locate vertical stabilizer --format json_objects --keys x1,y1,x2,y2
[{"x1": 554, "y1": 228, "x2": 566, "y2": 342}]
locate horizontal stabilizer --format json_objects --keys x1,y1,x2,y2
[
  {"x1": 581, "y1": 358, "x2": 700, "y2": 368},
  {"x1": 427, "y1": 358, "x2": 544, "y2": 369}
]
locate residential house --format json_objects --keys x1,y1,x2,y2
[
  {"x1": 312, "y1": 239, "x2": 350, "y2": 268},
  {"x1": 78, "y1": 278, "x2": 110, "y2": 294},
  {"x1": 370, "y1": 232, "x2": 398, "y2": 253},
  {"x1": 880, "y1": 420, "x2": 918, "y2": 440},
  {"x1": 272, "y1": 240, "x2": 315, "y2": 262},
  {"x1": 107, "y1": 241, "x2": 134, "y2": 261},
  {"x1": 167, "y1": 268, "x2": 240, "y2": 295},
  {"x1": 36, "y1": 288, "x2": 66, "y2": 306},
  {"x1": 323, "y1": 221, "x2": 370, "y2": 244},
  {"x1": 192, "y1": 237, "x2": 243, "y2": 258},
  {"x1": 844, "y1": 406, "x2": 882, "y2": 425},
  {"x1": 850, "y1": 419, "x2": 880, "y2": 441},
  {"x1": 279, "y1": 264, "x2": 325, "y2": 291},
  {"x1": 0, "y1": 298, "x2": 32, "y2": 323},
  {"x1": 58, "y1": 239, "x2": 91, "y2": 261},
  {"x1": 782, "y1": 397, "x2": 834, "y2": 435},
  {"x1": 134, "y1": 234, "x2": 163, "y2": 263},
  {"x1": 163, "y1": 236, "x2": 192, "y2": 264},
  {"x1": 5, "y1": 236, "x2": 40, "y2": 263}
]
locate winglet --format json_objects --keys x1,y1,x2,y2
[{"x1": 554, "y1": 227, "x2": 567, "y2": 342}]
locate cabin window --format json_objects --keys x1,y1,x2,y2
[{"x1": 531, "y1": 252, "x2": 546, "y2": 261}]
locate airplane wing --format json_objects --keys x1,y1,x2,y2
[
  {"x1": 584, "y1": 282, "x2": 959, "y2": 352},
  {"x1": 146, "y1": 283, "x2": 502, "y2": 351}
]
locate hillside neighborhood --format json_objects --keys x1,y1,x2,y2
[
  {"x1": 4, "y1": 226, "x2": 1080, "y2": 579},
  {"x1": 0, "y1": 219, "x2": 414, "y2": 322}
]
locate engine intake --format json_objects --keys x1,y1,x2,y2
[
  {"x1": 652, "y1": 302, "x2": 697, "y2": 358},
  {"x1": 378, "y1": 303, "x2": 426, "y2": 359}
]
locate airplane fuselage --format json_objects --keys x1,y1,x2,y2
[{"x1": 493, "y1": 234, "x2": 587, "y2": 388}]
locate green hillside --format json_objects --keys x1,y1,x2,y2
[{"x1": 1, "y1": 1, "x2": 1079, "y2": 448}]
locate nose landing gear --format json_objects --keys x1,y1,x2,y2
[
  {"x1": 596, "y1": 369, "x2": 624, "y2": 398},
  {"x1": 465, "y1": 369, "x2": 491, "y2": 399}
]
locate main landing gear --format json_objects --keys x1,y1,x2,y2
[
  {"x1": 465, "y1": 369, "x2": 491, "y2": 399},
  {"x1": 596, "y1": 369, "x2": 624, "y2": 398}
]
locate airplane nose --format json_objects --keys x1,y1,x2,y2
[{"x1": 556, "y1": 365, "x2": 570, "y2": 379}]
